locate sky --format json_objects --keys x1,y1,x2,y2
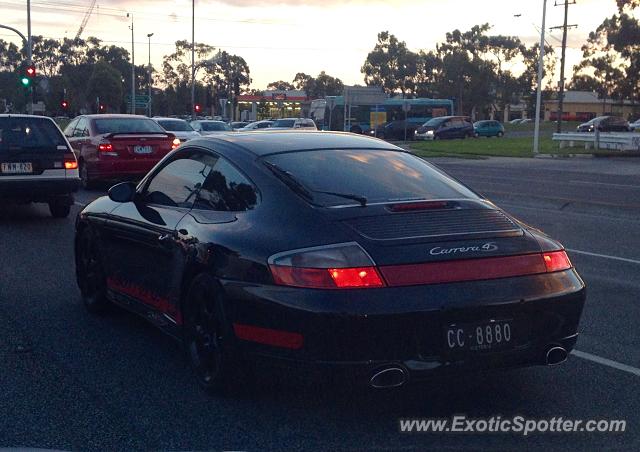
[{"x1": 0, "y1": 0, "x2": 622, "y2": 90}]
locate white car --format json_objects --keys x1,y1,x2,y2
[
  {"x1": 153, "y1": 117, "x2": 201, "y2": 142},
  {"x1": 239, "y1": 120, "x2": 274, "y2": 131},
  {"x1": 190, "y1": 120, "x2": 233, "y2": 135},
  {"x1": 268, "y1": 118, "x2": 317, "y2": 130},
  {"x1": 629, "y1": 119, "x2": 640, "y2": 131}
]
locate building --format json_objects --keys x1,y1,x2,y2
[
  {"x1": 544, "y1": 91, "x2": 638, "y2": 122},
  {"x1": 236, "y1": 90, "x2": 312, "y2": 121}
]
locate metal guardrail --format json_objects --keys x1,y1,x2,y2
[{"x1": 552, "y1": 132, "x2": 640, "y2": 151}]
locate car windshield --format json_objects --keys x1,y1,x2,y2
[
  {"x1": 423, "y1": 117, "x2": 447, "y2": 127},
  {"x1": 0, "y1": 117, "x2": 66, "y2": 152},
  {"x1": 264, "y1": 149, "x2": 478, "y2": 206},
  {"x1": 94, "y1": 118, "x2": 166, "y2": 134},
  {"x1": 272, "y1": 119, "x2": 296, "y2": 128},
  {"x1": 157, "y1": 120, "x2": 194, "y2": 132},
  {"x1": 201, "y1": 122, "x2": 232, "y2": 131}
]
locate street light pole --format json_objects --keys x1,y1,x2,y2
[
  {"x1": 147, "y1": 32, "x2": 154, "y2": 117},
  {"x1": 191, "y1": 0, "x2": 196, "y2": 120},
  {"x1": 533, "y1": 0, "x2": 548, "y2": 155},
  {"x1": 128, "y1": 13, "x2": 135, "y2": 115},
  {"x1": 27, "y1": 0, "x2": 33, "y2": 114}
]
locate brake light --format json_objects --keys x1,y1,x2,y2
[
  {"x1": 328, "y1": 267, "x2": 384, "y2": 288},
  {"x1": 63, "y1": 152, "x2": 78, "y2": 170},
  {"x1": 98, "y1": 143, "x2": 113, "y2": 152},
  {"x1": 543, "y1": 251, "x2": 572, "y2": 272},
  {"x1": 171, "y1": 138, "x2": 181, "y2": 149},
  {"x1": 268, "y1": 242, "x2": 385, "y2": 289}
]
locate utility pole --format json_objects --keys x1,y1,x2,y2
[
  {"x1": 533, "y1": 0, "x2": 548, "y2": 155},
  {"x1": 128, "y1": 13, "x2": 135, "y2": 115},
  {"x1": 551, "y1": 0, "x2": 577, "y2": 133},
  {"x1": 147, "y1": 33, "x2": 154, "y2": 117},
  {"x1": 191, "y1": 0, "x2": 196, "y2": 120},
  {"x1": 27, "y1": 0, "x2": 33, "y2": 114}
]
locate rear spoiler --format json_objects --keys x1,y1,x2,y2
[{"x1": 103, "y1": 132, "x2": 175, "y2": 139}]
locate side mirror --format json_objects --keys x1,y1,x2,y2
[{"x1": 108, "y1": 181, "x2": 137, "y2": 203}]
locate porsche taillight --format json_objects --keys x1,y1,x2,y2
[{"x1": 268, "y1": 243, "x2": 385, "y2": 289}]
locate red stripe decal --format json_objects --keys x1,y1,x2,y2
[
  {"x1": 233, "y1": 323, "x2": 304, "y2": 350},
  {"x1": 379, "y1": 253, "x2": 549, "y2": 287}
]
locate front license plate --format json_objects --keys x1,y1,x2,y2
[
  {"x1": 133, "y1": 145, "x2": 153, "y2": 154},
  {"x1": 1, "y1": 162, "x2": 33, "y2": 174},
  {"x1": 444, "y1": 320, "x2": 514, "y2": 353}
]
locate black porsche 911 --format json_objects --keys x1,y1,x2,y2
[{"x1": 75, "y1": 131, "x2": 586, "y2": 392}]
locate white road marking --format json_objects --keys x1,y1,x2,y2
[
  {"x1": 569, "y1": 180, "x2": 640, "y2": 189},
  {"x1": 567, "y1": 249, "x2": 640, "y2": 265},
  {"x1": 572, "y1": 350, "x2": 640, "y2": 377}
]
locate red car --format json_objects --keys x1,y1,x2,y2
[{"x1": 63, "y1": 114, "x2": 180, "y2": 188}]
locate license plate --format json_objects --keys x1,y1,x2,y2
[
  {"x1": 133, "y1": 145, "x2": 153, "y2": 154},
  {"x1": 444, "y1": 320, "x2": 514, "y2": 353},
  {"x1": 1, "y1": 162, "x2": 33, "y2": 174}
]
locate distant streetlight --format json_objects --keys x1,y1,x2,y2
[
  {"x1": 147, "y1": 32, "x2": 154, "y2": 117},
  {"x1": 191, "y1": 0, "x2": 195, "y2": 120},
  {"x1": 127, "y1": 13, "x2": 135, "y2": 115}
]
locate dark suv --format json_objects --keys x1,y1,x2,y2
[
  {"x1": 415, "y1": 116, "x2": 475, "y2": 140},
  {"x1": 0, "y1": 115, "x2": 80, "y2": 218},
  {"x1": 577, "y1": 116, "x2": 631, "y2": 133}
]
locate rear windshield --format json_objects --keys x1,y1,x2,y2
[
  {"x1": 201, "y1": 122, "x2": 232, "y2": 132},
  {"x1": 156, "y1": 120, "x2": 194, "y2": 132},
  {"x1": 272, "y1": 119, "x2": 295, "y2": 128},
  {"x1": 94, "y1": 118, "x2": 166, "y2": 134},
  {"x1": 264, "y1": 149, "x2": 478, "y2": 206},
  {"x1": 0, "y1": 117, "x2": 66, "y2": 153}
]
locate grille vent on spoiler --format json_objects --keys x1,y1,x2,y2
[{"x1": 343, "y1": 209, "x2": 521, "y2": 241}]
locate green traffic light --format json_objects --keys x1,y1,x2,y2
[{"x1": 21, "y1": 77, "x2": 30, "y2": 87}]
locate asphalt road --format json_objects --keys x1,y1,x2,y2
[{"x1": 1, "y1": 156, "x2": 639, "y2": 451}]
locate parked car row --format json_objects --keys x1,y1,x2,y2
[{"x1": 576, "y1": 116, "x2": 634, "y2": 133}]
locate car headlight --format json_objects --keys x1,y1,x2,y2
[{"x1": 426, "y1": 130, "x2": 434, "y2": 135}]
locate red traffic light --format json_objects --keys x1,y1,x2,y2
[
  {"x1": 99, "y1": 104, "x2": 105, "y2": 112},
  {"x1": 194, "y1": 104, "x2": 201, "y2": 113},
  {"x1": 61, "y1": 100, "x2": 68, "y2": 109},
  {"x1": 26, "y1": 65, "x2": 36, "y2": 78}
]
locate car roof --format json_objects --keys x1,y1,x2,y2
[
  {"x1": 0, "y1": 114, "x2": 55, "y2": 120},
  {"x1": 153, "y1": 117, "x2": 187, "y2": 121},
  {"x1": 190, "y1": 131, "x2": 401, "y2": 156},
  {"x1": 192, "y1": 119, "x2": 225, "y2": 123}
]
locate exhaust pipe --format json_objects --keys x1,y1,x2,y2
[
  {"x1": 546, "y1": 346, "x2": 568, "y2": 365},
  {"x1": 369, "y1": 367, "x2": 407, "y2": 389}
]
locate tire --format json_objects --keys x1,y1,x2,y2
[
  {"x1": 79, "y1": 161, "x2": 96, "y2": 190},
  {"x1": 497, "y1": 131, "x2": 504, "y2": 138},
  {"x1": 49, "y1": 200, "x2": 71, "y2": 218},
  {"x1": 183, "y1": 274, "x2": 242, "y2": 394},
  {"x1": 76, "y1": 228, "x2": 110, "y2": 314},
  {"x1": 474, "y1": 132, "x2": 480, "y2": 138}
]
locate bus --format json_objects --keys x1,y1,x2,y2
[{"x1": 309, "y1": 96, "x2": 455, "y2": 134}]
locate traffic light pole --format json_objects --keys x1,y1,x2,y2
[{"x1": 27, "y1": 0, "x2": 33, "y2": 114}]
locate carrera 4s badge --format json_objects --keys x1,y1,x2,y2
[{"x1": 429, "y1": 242, "x2": 499, "y2": 256}]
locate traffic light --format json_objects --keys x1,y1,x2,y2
[
  {"x1": 99, "y1": 104, "x2": 106, "y2": 112},
  {"x1": 194, "y1": 104, "x2": 201, "y2": 114},
  {"x1": 21, "y1": 65, "x2": 36, "y2": 87},
  {"x1": 61, "y1": 100, "x2": 69, "y2": 110}
]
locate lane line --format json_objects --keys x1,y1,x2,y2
[
  {"x1": 572, "y1": 350, "x2": 640, "y2": 377},
  {"x1": 569, "y1": 180, "x2": 640, "y2": 189},
  {"x1": 567, "y1": 249, "x2": 640, "y2": 265}
]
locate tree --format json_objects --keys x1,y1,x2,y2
[
  {"x1": 86, "y1": 61, "x2": 123, "y2": 112},
  {"x1": 267, "y1": 80, "x2": 294, "y2": 91},
  {"x1": 361, "y1": 31, "x2": 418, "y2": 95},
  {"x1": 309, "y1": 71, "x2": 343, "y2": 97}
]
